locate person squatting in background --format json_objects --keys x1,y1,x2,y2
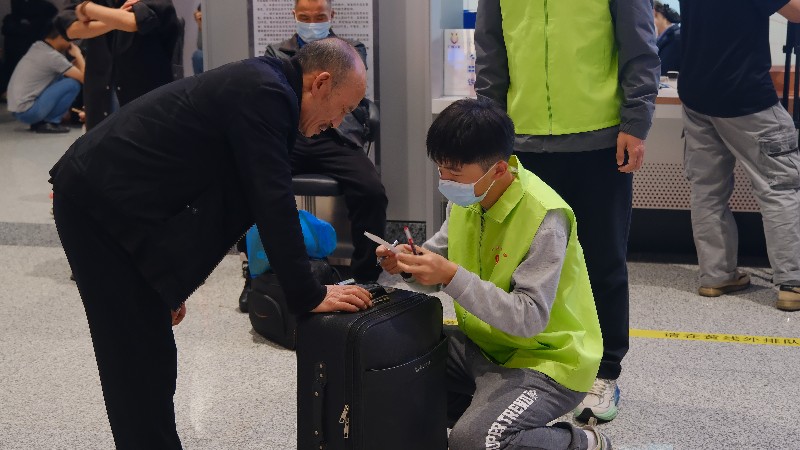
[{"x1": 6, "y1": 22, "x2": 84, "y2": 133}]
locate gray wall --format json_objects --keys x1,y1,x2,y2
[
  {"x1": 0, "y1": 0, "x2": 11, "y2": 52},
  {"x1": 376, "y1": 0, "x2": 436, "y2": 230},
  {"x1": 200, "y1": 0, "x2": 249, "y2": 70},
  {"x1": 173, "y1": 0, "x2": 201, "y2": 76}
]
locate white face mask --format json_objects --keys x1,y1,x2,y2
[
  {"x1": 437, "y1": 162, "x2": 498, "y2": 207},
  {"x1": 296, "y1": 21, "x2": 330, "y2": 43}
]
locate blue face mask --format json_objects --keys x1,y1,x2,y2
[
  {"x1": 296, "y1": 21, "x2": 331, "y2": 43},
  {"x1": 437, "y1": 163, "x2": 498, "y2": 207}
]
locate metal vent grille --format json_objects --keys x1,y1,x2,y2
[
  {"x1": 433, "y1": 162, "x2": 762, "y2": 218},
  {"x1": 632, "y1": 162, "x2": 760, "y2": 212}
]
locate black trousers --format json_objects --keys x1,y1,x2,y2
[
  {"x1": 54, "y1": 194, "x2": 182, "y2": 450},
  {"x1": 516, "y1": 148, "x2": 632, "y2": 380},
  {"x1": 290, "y1": 134, "x2": 388, "y2": 282}
]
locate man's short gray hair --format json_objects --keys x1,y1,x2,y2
[
  {"x1": 295, "y1": 37, "x2": 361, "y2": 89},
  {"x1": 294, "y1": 0, "x2": 332, "y2": 8}
]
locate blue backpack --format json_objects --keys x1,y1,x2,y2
[{"x1": 245, "y1": 210, "x2": 337, "y2": 277}]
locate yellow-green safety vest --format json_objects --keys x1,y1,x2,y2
[
  {"x1": 449, "y1": 156, "x2": 602, "y2": 392},
  {"x1": 500, "y1": 0, "x2": 622, "y2": 135}
]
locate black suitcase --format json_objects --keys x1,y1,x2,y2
[
  {"x1": 296, "y1": 285, "x2": 448, "y2": 450},
  {"x1": 248, "y1": 259, "x2": 340, "y2": 350}
]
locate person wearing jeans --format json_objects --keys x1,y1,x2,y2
[
  {"x1": 13, "y1": 76, "x2": 81, "y2": 130},
  {"x1": 6, "y1": 23, "x2": 84, "y2": 133}
]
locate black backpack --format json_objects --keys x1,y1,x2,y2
[{"x1": 248, "y1": 259, "x2": 340, "y2": 350}]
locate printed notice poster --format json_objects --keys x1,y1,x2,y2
[
  {"x1": 443, "y1": 29, "x2": 476, "y2": 97},
  {"x1": 251, "y1": 0, "x2": 375, "y2": 99}
]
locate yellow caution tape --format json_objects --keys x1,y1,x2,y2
[
  {"x1": 629, "y1": 329, "x2": 800, "y2": 347},
  {"x1": 443, "y1": 320, "x2": 800, "y2": 347}
]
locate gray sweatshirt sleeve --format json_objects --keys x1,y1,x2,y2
[
  {"x1": 610, "y1": 0, "x2": 660, "y2": 140},
  {"x1": 421, "y1": 203, "x2": 451, "y2": 258},
  {"x1": 473, "y1": 0, "x2": 509, "y2": 109},
  {"x1": 438, "y1": 209, "x2": 570, "y2": 338}
]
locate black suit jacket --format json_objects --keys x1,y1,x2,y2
[
  {"x1": 657, "y1": 24, "x2": 681, "y2": 75},
  {"x1": 50, "y1": 57, "x2": 327, "y2": 313}
]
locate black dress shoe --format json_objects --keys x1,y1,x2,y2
[
  {"x1": 239, "y1": 282, "x2": 251, "y2": 313},
  {"x1": 239, "y1": 260, "x2": 251, "y2": 313},
  {"x1": 32, "y1": 122, "x2": 70, "y2": 134}
]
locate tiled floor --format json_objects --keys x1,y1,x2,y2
[{"x1": 1, "y1": 109, "x2": 798, "y2": 449}]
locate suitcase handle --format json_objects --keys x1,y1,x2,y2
[{"x1": 313, "y1": 362, "x2": 327, "y2": 448}]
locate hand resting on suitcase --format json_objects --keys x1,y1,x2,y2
[{"x1": 312, "y1": 284, "x2": 374, "y2": 313}]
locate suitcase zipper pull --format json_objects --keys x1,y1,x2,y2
[{"x1": 339, "y1": 404, "x2": 350, "y2": 439}]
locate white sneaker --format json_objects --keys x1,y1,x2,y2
[
  {"x1": 581, "y1": 417, "x2": 613, "y2": 449},
  {"x1": 573, "y1": 378, "x2": 620, "y2": 422}
]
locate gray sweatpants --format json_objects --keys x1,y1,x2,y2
[
  {"x1": 683, "y1": 104, "x2": 800, "y2": 287},
  {"x1": 446, "y1": 328, "x2": 589, "y2": 450}
]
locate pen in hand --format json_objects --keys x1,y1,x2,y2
[
  {"x1": 378, "y1": 240, "x2": 399, "y2": 263},
  {"x1": 403, "y1": 226, "x2": 418, "y2": 255},
  {"x1": 399, "y1": 227, "x2": 418, "y2": 280}
]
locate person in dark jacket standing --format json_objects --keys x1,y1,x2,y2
[
  {"x1": 56, "y1": 0, "x2": 180, "y2": 130},
  {"x1": 654, "y1": 1, "x2": 681, "y2": 75},
  {"x1": 50, "y1": 38, "x2": 373, "y2": 449}
]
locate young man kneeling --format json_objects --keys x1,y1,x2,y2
[{"x1": 377, "y1": 98, "x2": 611, "y2": 450}]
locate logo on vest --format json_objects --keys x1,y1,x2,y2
[{"x1": 492, "y1": 245, "x2": 508, "y2": 265}]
